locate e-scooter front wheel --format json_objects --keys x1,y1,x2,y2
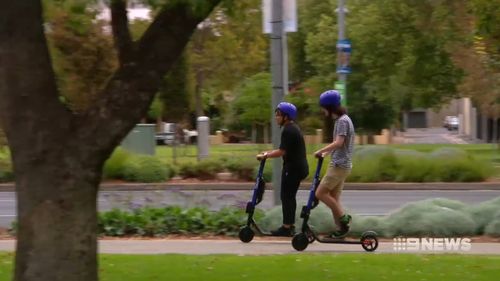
[
  {"x1": 292, "y1": 233, "x2": 309, "y2": 251},
  {"x1": 239, "y1": 226, "x2": 255, "y2": 243}
]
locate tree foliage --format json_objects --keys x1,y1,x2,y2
[
  {"x1": 287, "y1": 0, "x2": 464, "y2": 133},
  {"x1": 232, "y1": 72, "x2": 272, "y2": 127},
  {"x1": 187, "y1": 0, "x2": 268, "y2": 126},
  {"x1": 46, "y1": 0, "x2": 117, "y2": 111}
]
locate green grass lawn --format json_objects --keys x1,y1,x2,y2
[
  {"x1": 157, "y1": 143, "x2": 500, "y2": 179},
  {"x1": 1, "y1": 252, "x2": 499, "y2": 281}
]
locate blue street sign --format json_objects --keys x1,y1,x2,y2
[{"x1": 336, "y1": 39, "x2": 352, "y2": 74}]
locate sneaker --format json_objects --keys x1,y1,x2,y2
[
  {"x1": 340, "y1": 214, "x2": 352, "y2": 225},
  {"x1": 330, "y1": 214, "x2": 352, "y2": 238},
  {"x1": 271, "y1": 225, "x2": 295, "y2": 237}
]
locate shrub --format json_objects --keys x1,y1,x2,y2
[
  {"x1": 354, "y1": 146, "x2": 393, "y2": 161},
  {"x1": 0, "y1": 160, "x2": 14, "y2": 183},
  {"x1": 98, "y1": 208, "x2": 138, "y2": 236},
  {"x1": 178, "y1": 159, "x2": 226, "y2": 180},
  {"x1": 385, "y1": 199, "x2": 476, "y2": 237},
  {"x1": 132, "y1": 207, "x2": 169, "y2": 236},
  {"x1": 123, "y1": 155, "x2": 171, "y2": 182},
  {"x1": 177, "y1": 207, "x2": 213, "y2": 234},
  {"x1": 348, "y1": 147, "x2": 491, "y2": 182},
  {"x1": 485, "y1": 210, "x2": 500, "y2": 237},
  {"x1": 178, "y1": 162, "x2": 198, "y2": 178},
  {"x1": 258, "y1": 206, "x2": 285, "y2": 231},
  {"x1": 225, "y1": 159, "x2": 257, "y2": 181},
  {"x1": 158, "y1": 160, "x2": 177, "y2": 178},
  {"x1": 263, "y1": 162, "x2": 273, "y2": 181},
  {"x1": 161, "y1": 206, "x2": 184, "y2": 233},
  {"x1": 395, "y1": 157, "x2": 436, "y2": 182},
  {"x1": 347, "y1": 160, "x2": 384, "y2": 182},
  {"x1": 465, "y1": 197, "x2": 500, "y2": 234},
  {"x1": 426, "y1": 148, "x2": 491, "y2": 182},
  {"x1": 428, "y1": 147, "x2": 467, "y2": 160},
  {"x1": 258, "y1": 204, "x2": 388, "y2": 237},
  {"x1": 196, "y1": 159, "x2": 225, "y2": 180},
  {"x1": 433, "y1": 158, "x2": 492, "y2": 182},
  {"x1": 0, "y1": 149, "x2": 13, "y2": 182},
  {"x1": 103, "y1": 148, "x2": 131, "y2": 179},
  {"x1": 49, "y1": 197, "x2": 500, "y2": 238},
  {"x1": 206, "y1": 207, "x2": 255, "y2": 235},
  {"x1": 377, "y1": 150, "x2": 399, "y2": 181},
  {"x1": 258, "y1": 204, "x2": 339, "y2": 233},
  {"x1": 97, "y1": 206, "x2": 252, "y2": 237},
  {"x1": 393, "y1": 150, "x2": 434, "y2": 182},
  {"x1": 308, "y1": 204, "x2": 337, "y2": 233},
  {"x1": 350, "y1": 215, "x2": 388, "y2": 237},
  {"x1": 349, "y1": 149, "x2": 399, "y2": 182}
]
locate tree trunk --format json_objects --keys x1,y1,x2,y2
[
  {"x1": 263, "y1": 123, "x2": 270, "y2": 144},
  {"x1": 1, "y1": 1, "x2": 221, "y2": 280},
  {"x1": 358, "y1": 133, "x2": 365, "y2": 145},
  {"x1": 195, "y1": 71, "x2": 204, "y2": 117},
  {"x1": 13, "y1": 154, "x2": 101, "y2": 281},
  {"x1": 367, "y1": 134, "x2": 375, "y2": 144},
  {"x1": 251, "y1": 123, "x2": 257, "y2": 143},
  {"x1": 494, "y1": 117, "x2": 499, "y2": 148}
]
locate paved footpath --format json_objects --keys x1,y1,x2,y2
[{"x1": 1, "y1": 239, "x2": 499, "y2": 255}]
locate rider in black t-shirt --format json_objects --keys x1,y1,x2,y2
[{"x1": 257, "y1": 102, "x2": 309, "y2": 236}]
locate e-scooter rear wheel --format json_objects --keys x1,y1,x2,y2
[
  {"x1": 292, "y1": 233, "x2": 309, "y2": 251},
  {"x1": 360, "y1": 231, "x2": 378, "y2": 252},
  {"x1": 239, "y1": 226, "x2": 255, "y2": 243}
]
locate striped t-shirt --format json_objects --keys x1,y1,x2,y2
[{"x1": 331, "y1": 114, "x2": 355, "y2": 169}]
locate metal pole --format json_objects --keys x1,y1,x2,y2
[
  {"x1": 271, "y1": 0, "x2": 284, "y2": 205},
  {"x1": 338, "y1": 0, "x2": 347, "y2": 101},
  {"x1": 172, "y1": 123, "x2": 177, "y2": 165},
  {"x1": 196, "y1": 116, "x2": 210, "y2": 161}
]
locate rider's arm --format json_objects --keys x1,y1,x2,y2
[
  {"x1": 263, "y1": 149, "x2": 285, "y2": 158},
  {"x1": 315, "y1": 135, "x2": 345, "y2": 156}
]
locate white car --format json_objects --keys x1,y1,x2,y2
[
  {"x1": 183, "y1": 129, "x2": 198, "y2": 144},
  {"x1": 155, "y1": 132, "x2": 175, "y2": 145},
  {"x1": 443, "y1": 116, "x2": 459, "y2": 131},
  {"x1": 156, "y1": 122, "x2": 198, "y2": 145}
]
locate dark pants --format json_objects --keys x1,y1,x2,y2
[{"x1": 281, "y1": 169, "x2": 306, "y2": 225}]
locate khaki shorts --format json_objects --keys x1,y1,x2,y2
[{"x1": 319, "y1": 165, "x2": 351, "y2": 197}]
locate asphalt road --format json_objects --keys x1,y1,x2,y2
[{"x1": 1, "y1": 189, "x2": 499, "y2": 227}]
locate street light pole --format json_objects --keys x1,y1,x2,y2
[
  {"x1": 270, "y1": 0, "x2": 285, "y2": 205},
  {"x1": 337, "y1": 0, "x2": 347, "y2": 102}
]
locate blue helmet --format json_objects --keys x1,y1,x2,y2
[
  {"x1": 276, "y1": 102, "x2": 297, "y2": 120},
  {"x1": 319, "y1": 90, "x2": 341, "y2": 108}
]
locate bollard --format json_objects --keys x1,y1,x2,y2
[{"x1": 197, "y1": 116, "x2": 210, "y2": 160}]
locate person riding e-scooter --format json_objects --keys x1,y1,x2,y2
[
  {"x1": 314, "y1": 90, "x2": 354, "y2": 238},
  {"x1": 257, "y1": 102, "x2": 309, "y2": 236}
]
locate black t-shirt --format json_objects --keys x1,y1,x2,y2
[{"x1": 279, "y1": 122, "x2": 309, "y2": 178}]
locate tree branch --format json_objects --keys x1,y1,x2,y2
[
  {"x1": 80, "y1": 0, "x2": 221, "y2": 153},
  {"x1": 135, "y1": 1, "x2": 220, "y2": 74},
  {"x1": 110, "y1": 0, "x2": 134, "y2": 65}
]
